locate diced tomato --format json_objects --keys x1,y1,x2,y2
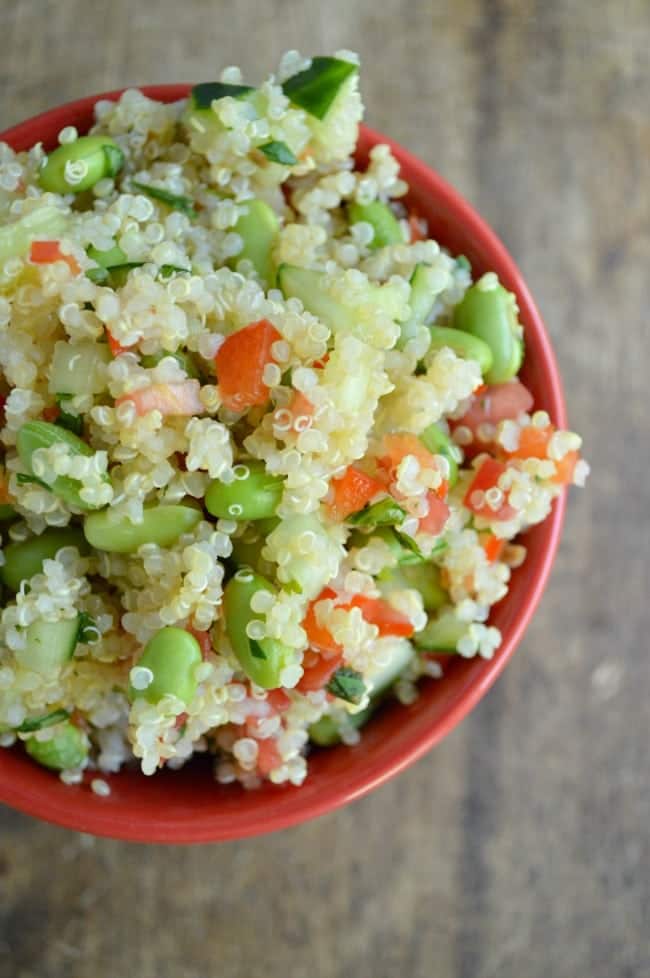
[
  {"x1": 464, "y1": 458, "x2": 517, "y2": 521},
  {"x1": 454, "y1": 381, "x2": 534, "y2": 442},
  {"x1": 328, "y1": 465, "x2": 386, "y2": 521},
  {"x1": 481, "y1": 533, "x2": 506, "y2": 563},
  {"x1": 379, "y1": 433, "x2": 438, "y2": 478},
  {"x1": 42, "y1": 404, "x2": 60, "y2": 423},
  {"x1": 286, "y1": 391, "x2": 314, "y2": 432},
  {"x1": 297, "y1": 648, "x2": 344, "y2": 693},
  {"x1": 302, "y1": 588, "x2": 342, "y2": 656},
  {"x1": 266, "y1": 688, "x2": 292, "y2": 713},
  {"x1": 215, "y1": 319, "x2": 282, "y2": 412},
  {"x1": 255, "y1": 737, "x2": 283, "y2": 776},
  {"x1": 552, "y1": 450, "x2": 579, "y2": 485},
  {"x1": 29, "y1": 240, "x2": 81, "y2": 276},
  {"x1": 106, "y1": 329, "x2": 132, "y2": 358},
  {"x1": 116, "y1": 380, "x2": 204, "y2": 418},
  {"x1": 418, "y1": 491, "x2": 450, "y2": 536},
  {"x1": 505, "y1": 423, "x2": 579, "y2": 485},
  {"x1": 408, "y1": 210, "x2": 427, "y2": 243},
  {"x1": 0, "y1": 472, "x2": 12, "y2": 505},
  {"x1": 174, "y1": 711, "x2": 189, "y2": 730},
  {"x1": 185, "y1": 625, "x2": 211, "y2": 659},
  {"x1": 312, "y1": 352, "x2": 330, "y2": 369},
  {"x1": 348, "y1": 594, "x2": 415, "y2": 638}
]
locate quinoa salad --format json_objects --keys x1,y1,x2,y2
[{"x1": 0, "y1": 52, "x2": 588, "y2": 791}]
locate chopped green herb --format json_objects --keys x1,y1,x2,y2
[
  {"x1": 159, "y1": 264, "x2": 191, "y2": 279},
  {"x1": 191, "y1": 82, "x2": 255, "y2": 110},
  {"x1": 16, "y1": 472, "x2": 50, "y2": 490},
  {"x1": 55, "y1": 396, "x2": 83, "y2": 437},
  {"x1": 456, "y1": 255, "x2": 471, "y2": 273},
  {"x1": 102, "y1": 144, "x2": 125, "y2": 179},
  {"x1": 131, "y1": 181, "x2": 197, "y2": 219},
  {"x1": 349, "y1": 497, "x2": 407, "y2": 527},
  {"x1": 430, "y1": 538, "x2": 449, "y2": 556},
  {"x1": 282, "y1": 56, "x2": 357, "y2": 119},
  {"x1": 326, "y1": 666, "x2": 366, "y2": 704},
  {"x1": 284, "y1": 580, "x2": 303, "y2": 595},
  {"x1": 86, "y1": 266, "x2": 108, "y2": 284},
  {"x1": 76, "y1": 611, "x2": 100, "y2": 645},
  {"x1": 395, "y1": 531, "x2": 424, "y2": 561},
  {"x1": 16, "y1": 708, "x2": 70, "y2": 733},
  {"x1": 249, "y1": 638, "x2": 268, "y2": 660},
  {"x1": 259, "y1": 141, "x2": 298, "y2": 165}
]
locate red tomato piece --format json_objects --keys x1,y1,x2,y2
[
  {"x1": 418, "y1": 491, "x2": 450, "y2": 536},
  {"x1": 266, "y1": 689, "x2": 292, "y2": 713},
  {"x1": 301, "y1": 588, "x2": 342, "y2": 656},
  {"x1": 379, "y1": 433, "x2": 437, "y2": 475},
  {"x1": 481, "y1": 533, "x2": 506, "y2": 563},
  {"x1": 106, "y1": 329, "x2": 132, "y2": 358},
  {"x1": 464, "y1": 458, "x2": 517, "y2": 521},
  {"x1": 256, "y1": 738, "x2": 282, "y2": 776},
  {"x1": 185, "y1": 625, "x2": 212, "y2": 660},
  {"x1": 348, "y1": 594, "x2": 415, "y2": 638},
  {"x1": 296, "y1": 649, "x2": 344, "y2": 693},
  {"x1": 42, "y1": 404, "x2": 60, "y2": 423},
  {"x1": 215, "y1": 319, "x2": 282, "y2": 411},
  {"x1": 328, "y1": 466, "x2": 386, "y2": 521},
  {"x1": 29, "y1": 240, "x2": 81, "y2": 276},
  {"x1": 454, "y1": 381, "x2": 534, "y2": 442},
  {"x1": 116, "y1": 381, "x2": 203, "y2": 418},
  {"x1": 408, "y1": 210, "x2": 427, "y2": 243}
]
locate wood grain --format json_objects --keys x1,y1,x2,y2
[{"x1": 1, "y1": 2, "x2": 648, "y2": 976}]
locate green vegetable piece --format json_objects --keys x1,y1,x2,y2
[
  {"x1": 140, "y1": 349, "x2": 199, "y2": 378},
  {"x1": 131, "y1": 181, "x2": 197, "y2": 219},
  {"x1": 76, "y1": 611, "x2": 100, "y2": 644},
  {"x1": 54, "y1": 403, "x2": 83, "y2": 436},
  {"x1": 16, "y1": 616, "x2": 81, "y2": 675},
  {"x1": 25, "y1": 720, "x2": 88, "y2": 771},
  {"x1": 398, "y1": 263, "x2": 447, "y2": 348},
  {"x1": 456, "y1": 255, "x2": 471, "y2": 272},
  {"x1": 379, "y1": 562, "x2": 447, "y2": 613},
  {"x1": 0, "y1": 504, "x2": 16, "y2": 521},
  {"x1": 17, "y1": 708, "x2": 70, "y2": 734},
  {"x1": 326, "y1": 666, "x2": 366, "y2": 704},
  {"x1": 282, "y1": 57, "x2": 357, "y2": 119},
  {"x1": 159, "y1": 264, "x2": 191, "y2": 279},
  {"x1": 16, "y1": 420, "x2": 108, "y2": 511},
  {"x1": 414, "y1": 607, "x2": 469, "y2": 652},
  {"x1": 348, "y1": 526, "x2": 423, "y2": 566},
  {"x1": 38, "y1": 136, "x2": 124, "y2": 194},
  {"x1": 223, "y1": 571, "x2": 292, "y2": 688},
  {"x1": 259, "y1": 141, "x2": 297, "y2": 165},
  {"x1": 84, "y1": 504, "x2": 201, "y2": 554},
  {"x1": 129, "y1": 626, "x2": 202, "y2": 706},
  {"x1": 308, "y1": 705, "x2": 373, "y2": 746},
  {"x1": 191, "y1": 82, "x2": 255, "y2": 110},
  {"x1": 87, "y1": 243, "x2": 128, "y2": 268},
  {"x1": 453, "y1": 280, "x2": 524, "y2": 383},
  {"x1": 348, "y1": 200, "x2": 404, "y2": 249},
  {"x1": 349, "y1": 496, "x2": 406, "y2": 528},
  {"x1": 205, "y1": 461, "x2": 284, "y2": 521},
  {"x1": 0, "y1": 526, "x2": 88, "y2": 591},
  {"x1": 232, "y1": 199, "x2": 280, "y2": 287},
  {"x1": 49, "y1": 340, "x2": 111, "y2": 396},
  {"x1": 419, "y1": 424, "x2": 460, "y2": 488},
  {"x1": 427, "y1": 326, "x2": 494, "y2": 375},
  {"x1": 0, "y1": 205, "x2": 67, "y2": 266}
]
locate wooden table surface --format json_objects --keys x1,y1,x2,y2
[{"x1": 1, "y1": 2, "x2": 648, "y2": 976}]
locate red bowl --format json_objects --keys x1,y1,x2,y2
[{"x1": 0, "y1": 87, "x2": 566, "y2": 842}]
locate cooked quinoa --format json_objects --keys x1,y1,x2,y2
[{"x1": 0, "y1": 51, "x2": 588, "y2": 789}]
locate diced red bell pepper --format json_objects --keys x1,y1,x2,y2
[
  {"x1": 29, "y1": 240, "x2": 81, "y2": 276},
  {"x1": 328, "y1": 465, "x2": 386, "y2": 521},
  {"x1": 464, "y1": 458, "x2": 517, "y2": 521},
  {"x1": 215, "y1": 319, "x2": 282, "y2": 411}
]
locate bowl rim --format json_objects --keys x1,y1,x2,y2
[{"x1": 0, "y1": 86, "x2": 566, "y2": 842}]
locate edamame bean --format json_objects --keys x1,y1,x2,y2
[
  {"x1": 16, "y1": 420, "x2": 109, "y2": 511},
  {"x1": 0, "y1": 526, "x2": 88, "y2": 591},
  {"x1": 419, "y1": 424, "x2": 460, "y2": 488},
  {"x1": 427, "y1": 326, "x2": 494, "y2": 375},
  {"x1": 25, "y1": 720, "x2": 88, "y2": 771},
  {"x1": 229, "y1": 533, "x2": 275, "y2": 577},
  {"x1": 84, "y1": 504, "x2": 201, "y2": 553},
  {"x1": 205, "y1": 462, "x2": 284, "y2": 521},
  {"x1": 348, "y1": 200, "x2": 404, "y2": 249},
  {"x1": 15, "y1": 616, "x2": 81, "y2": 675},
  {"x1": 453, "y1": 280, "x2": 524, "y2": 383},
  {"x1": 413, "y1": 607, "x2": 468, "y2": 652},
  {"x1": 128, "y1": 627, "x2": 202, "y2": 706},
  {"x1": 223, "y1": 571, "x2": 292, "y2": 688},
  {"x1": 38, "y1": 135, "x2": 125, "y2": 194}
]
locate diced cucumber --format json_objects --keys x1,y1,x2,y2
[
  {"x1": 266, "y1": 514, "x2": 342, "y2": 600},
  {"x1": 191, "y1": 82, "x2": 255, "y2": 110},
  {"x1": 16, "y1": 421, "x2": 108, "y2": 511},
  {"x1": 414, "y1": 607, "x2": 469, "y2": 652},
  {"x1": 183, "y1": 82, "x2": 255, "y2": 144},
  {"x1": 0, "y1": 526, "x2": 88, "y2": 592},
  {"x1": 15, "y1": 615, "x2": 80, "y2": 675},
  {"x1": 140, "y1": 349, "x2": 199, "y2": 378},
  {"x1": 87, "y1": 244, "x2": 127, "y2": 268},
  {"x1": 231, "y1": 199, "x2": 279, "y2": 287},
  {"x1": 49, "y1": 340, "x2": 111, "y2": 396},
  {"x1": 348, "y1": 200, "x2": 404, "y2": 249},
  {"x1": 282, "y1": 57, "x2": 357, "y2": 119},
  {"x1": 0, "y1": 205, "x2": 67, "y2": 265},
  {"x1": 308, "y1": 704, "x2": 373, "y2": 746},
  {"x1": 348, "y1": 526, "x2": 424, "y2": 566},
  {"x1": 419, "y1": 423, "x2": 461, "y2": 488},
  {"x1": 378, "y1": 562, "x2": 447, "y2": 613},
  {"x1": 398, "y1": 263, "x2": 448, "y2": 348}
]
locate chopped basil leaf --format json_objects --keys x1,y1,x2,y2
[
  {"x1": 326, "y1": 666, "x2": 366, "y2": 704},
  {"x1": 259, "y1": 141, "x2": 298, "y2": 165},
  {"x1": 349, "y1": 497, "x2": 406, "y2": 527},
  {"x1": 282, "y1": 57, "x2": 357, "y2": 119},
  {"x1": 191, "y1": 82, "x2": 255, "y2": 110},
  {"x1": 131, "y1": 181, "x2": 197, "y2": 219},
  {"x1": 54, "y1": 397, "x2": 84, "y2": 437},
  {"x1": 103, "y1": 143, "x2": 125, "y2": 178},
  {"x1": 456, "y1": 255, "x2": 471, "y2": 272},
  {"x1": 16, "y1": 708, "x2": 70, "y2": 733},
  {"x1": 86, "y1": 266, "x2": 108, "y2": 284},
  {"x1": 395, "y1": 530, "x2": 424, "y2": 561},
  {"x1": 77, "y1": 611, "x2": 100, "y2": 645},
  {"x1": 159, "y1": 264, "x2": 191, "y2": 279},
  {"x1": 249, "y1": 638, "x2": 267, "y2": 660}
]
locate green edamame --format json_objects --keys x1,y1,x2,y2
[
  {"x1": 129, "y1": 627, "x2": 202, "y2": 706},
  {"x1": 413, "y1": 607, "x2": 468, "y2": 652},
  {"x1": 0, "y1": 526, "x2": 88, "y2": 592},
  {"x1": 84, "y1": 503, "x2": 201, "y2": 553},
  {"x1": 229, "y1": 533, "x2": 275, "y2": 578},
  {"x1": 15, "y1": 616, "x2": 81, "y2": 675},
  {"x1": 25, "y1": 720, "x2": 88, "y2": 771},
  {"x1": 453, "y1": 280, "x2": 524, "y2": 383},
  {"x1": 39, "y1": 136, "x2": 125, "y2": 194},
  {"x1": 205, "y1": 462, "x2": 284, "y2": 521},
  {"x1": 348, "y1": 200, "x2": 404, "y2": 249},
  {"x1": 428, "y1": 326, "x2": 494, "y2": 375},
  {"x1": 223, "y1": 570, "x2": 292, "y2": 688},
  {"x1": 16, "y1": 420, "x2": 109, "y2": 511},
  {"x1": 419, "y1": 423, "x2": 460, "y2": 488}
]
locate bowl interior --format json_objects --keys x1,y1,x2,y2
[{"x1": 0, "y1": 87, "x2": 566, "y2": 842}]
